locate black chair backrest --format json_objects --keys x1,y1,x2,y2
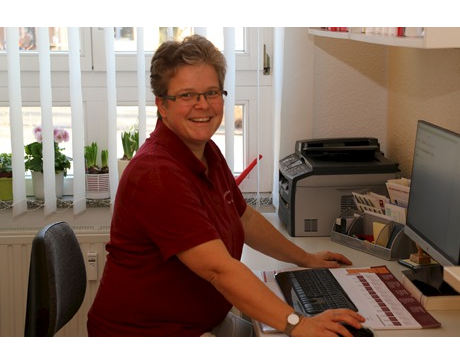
[{"x1": 24, "y1": 221, "x2": 87, "y2": 336}]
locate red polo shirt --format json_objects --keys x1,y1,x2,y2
[{"x1": 87, "y1": 119, "x2": 247, "y2": 336}]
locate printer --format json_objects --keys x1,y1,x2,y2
[{"x1": 278, "y1": 137, "x2": 400, "y2": 237}]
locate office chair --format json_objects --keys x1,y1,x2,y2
[{"x1": 24, "y1": 221, "x2": 87, "y2": 336}]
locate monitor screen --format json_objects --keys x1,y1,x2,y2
[{"x1": 404, "y1": 120, "x2": 460, "y2": 266}]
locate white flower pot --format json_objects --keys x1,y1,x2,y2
[
  {"x1": 32, "y1": 171, "x2": 64, "y2": 200},
  {"x1": 85, "y1": 173, "x2": 110, "y2": 199},
  {"x1": 118, "y1": 159, "x2": 130, "y2": 181}
]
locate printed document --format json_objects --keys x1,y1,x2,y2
[{"x1": 255, "y1": 266, "x2": 440, "y2": 333}]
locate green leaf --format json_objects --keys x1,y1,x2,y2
[
  {"x1": 101, "y1": 149, "x2": 108, "y2": 168},
  {"x1": 121, "y1": 125, "x2": 139, "y2": 160},
  {"x1": 0, "y1": 153, "x2": 12, "y2": 175},
  {"x1": 24, "y1": 141, "x2": 71, "y2": 175},
  {"x1": 84, "y1": 142, "x2": 98, "y2": 169}
]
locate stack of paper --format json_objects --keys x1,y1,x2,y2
[
  {"x1": 352, "y1": 179, "x2": 411, "y2": 225},
  {"x1": 386, "y1": 178, "x2": 411, "y2": 207},
  {"x1": 352, "y1": 191, "x2": 388, "y2": 215},
  {"x1": 384, "y1": 178, "x2": 411, "y2": 224}
]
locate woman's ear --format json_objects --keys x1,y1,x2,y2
[{"x1": 155, "y1": 96, "x2": 167, "y2": 119}]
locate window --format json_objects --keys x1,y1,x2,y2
[
  {"x1": 0, "y1": 27, "x2": 273, "y2": 212},
  {"x1": 0, "y1": 27, "x2": 69, "y2": 51},
  {"x1": 0, "y1": 27, "x2": 93, "y2": 71},
  {"x1": 89, "y1": 27, "x2": 256, "y2": 71},
  {"x1": 0, "y1": 105, "x2": 73, "y2": 160},
  {"x1": 110, "y1": 27, "x2": 245, "y2": 53}
]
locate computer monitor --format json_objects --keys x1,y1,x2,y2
[{"x1": 404, "y1": 120, "x2": 460, "y2": 267}]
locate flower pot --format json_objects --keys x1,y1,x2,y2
[
  {"x1": 0, "y1": 177, "x2": 13, "y2": 201},
  {"x1": 32, "y1": 171, "x2": 64, "y2": 200},
  {"x1": 85, "y1": 173, "x2": 110, "y2": 199},
  {"x1": 118, "y1": 159, "x2": 130, "y2": 181}
]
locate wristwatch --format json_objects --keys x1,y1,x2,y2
[{"x1": 284, "y1": 311, "x2": 304, "y2": 336}]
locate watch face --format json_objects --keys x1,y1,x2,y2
[{"x1": 288, "y1": 312, "x2": 300, "y2": 325}]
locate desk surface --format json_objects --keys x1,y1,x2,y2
[{"x1": 242, "y1": 213, "x2": 460, "y2": 337}]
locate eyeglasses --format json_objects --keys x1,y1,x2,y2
[{"x1": 161, "y1": 90, "x2": 227, "y2": 105}]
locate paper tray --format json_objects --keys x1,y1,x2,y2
[{"x1": 331, "y1": 209, "x2": 416, "y2": 260}]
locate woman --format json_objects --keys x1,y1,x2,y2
[{"x1": 87, "y1": 34, "x2": 365, "y2": 336}]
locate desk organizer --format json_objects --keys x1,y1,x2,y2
[{"x1": 331, "y1": 209, "x2": 416, "y2": 260}]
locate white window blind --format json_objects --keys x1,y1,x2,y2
[
  {"x1": 104, "y1": 27, "x2": 119, "y2": 209},
  {"x1": 6, "y1": 27, "x2": 87, "y2": 216},
  {"x1": 37, "y1": 27, "x2": 57, "y2": 215},
  {"x1": 224, "y1": 28, "x2": 236, "y2": 172},
  {"x1": 4, "y1": 27, "x2": 252, "y2": 216},
  {"x1": 68, "y1": 27, "x2": 86, "y2": 215},
  {"x1": 104, "y1": 27, "x2": 148, "y2": 209},
  {"x1": 6, "y1": 27, "x2": 27, "y2": 217},
  {"x1": 136, "y1": 27, "x2": 147, "y2": 147}
]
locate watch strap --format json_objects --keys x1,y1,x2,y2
[{"x1": 283, "y1": 311, "x2": 304, "y2": 336}]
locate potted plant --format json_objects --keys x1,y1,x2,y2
[
  {"x1": 0, "y1": 152, "x2": 13, "y2": 201},
  {"x1": 24, "y1": 127, "x2": 72, "y2": 199},
  {"x1": 85, "y1": 142, "x2": 110, "y2": 199},
  {"x1": 118, "y1": 124, "x2": 139, "y2": 180}
]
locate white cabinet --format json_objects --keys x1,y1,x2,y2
[{"x1": 308, "y1": 27, "x2": 460, "y2": 49}]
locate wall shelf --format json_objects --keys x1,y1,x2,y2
[{"x1": 308, "y1": 27, "x2": 460, "y2": 49}]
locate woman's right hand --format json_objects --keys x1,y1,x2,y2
[{"x1": 291, "y1": 309, "x2": 366, "y2": 337}]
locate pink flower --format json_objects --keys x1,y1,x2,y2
[
  {"x1": 54, "y1": 129, "x2": 70, "y2": 143},
  {"x1": 33, "y1": 126, "x2": 69, "y2": 144},
  {"x1": 33, "y1": 126, "x2": 43, "y2": 142}
]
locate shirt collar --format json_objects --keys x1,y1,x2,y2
[{"x1": 153, "y1": 119, "x2": 220, "y2": 177}]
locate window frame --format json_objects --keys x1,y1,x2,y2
[
  {"x1": 0, "y1": 28, "x2": 93, "y2": 71},
  {"x1": 90, "y1": 27, "x2": 261, "y2": 72},
  {"x1": 0, "y1": 27, "x2": 274, "y2": 194}
]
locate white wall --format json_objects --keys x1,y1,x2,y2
[
  {"x1": 387, "y1": 46, "x2": 460, "y2": 176},
  {"x1": 278, "y1": 29, "x2": 389, "y2": 160},
  {"x1": 312, "y1": 37, "x2": 389, "y2": 152},
  {"x1": 280, "y1": 29, "x2": 460, "y2": 179},
  {"x1": 278, "y1": 28, "x2": 315, "y2": 160}
]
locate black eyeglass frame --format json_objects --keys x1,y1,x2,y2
[{"x1": 161, "y1": 90, "x2": 228, "y2": 102}]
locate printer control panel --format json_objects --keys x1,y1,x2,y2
[{"x1": 280, "y1": 154, "x2": 311, "y2": 177}]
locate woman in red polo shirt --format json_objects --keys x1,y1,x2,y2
[{"x1": 87, "y1": 34, "x2": 365, "y2": 337}]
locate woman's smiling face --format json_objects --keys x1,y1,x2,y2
[{"x1": 156, "y1": 63, "x2": 225, "y2": 154}]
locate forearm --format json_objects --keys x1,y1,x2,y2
[
  {"x1": 178, "y1": 239, "x2": 295, "y2": 332},
  {"x1": 212, "y1": 260, "x2": 365, "y2": 337},
  {"x1": 241, "y1": 206, "x2": 312, "y2": 267},
  {"x1": 209, "y1": 257, "x2": 294, "y2": 332}
]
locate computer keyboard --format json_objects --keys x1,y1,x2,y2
[{"x1": 276, "y1": 268, "x2": 358, "y2": 316}]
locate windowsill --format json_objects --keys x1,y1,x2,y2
[
  {"x1": 0, "y1": 196, "x2": 111, "y2": 211},
  {"x1": 243, "y1": 192, "x2": 275, "y2": 213},
  {"x1": 1, "y1": 193, "x2": 273, "y2": 212}
]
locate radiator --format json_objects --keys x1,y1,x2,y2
[{"x1": 0, "y1": 225, "x2": 110, "y2": 337}]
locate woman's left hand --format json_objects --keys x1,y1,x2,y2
[{"x1": 305, "y1": 251, "x2": 352, "y2": 268}]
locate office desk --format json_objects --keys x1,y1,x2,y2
[{"x1": 242, "y1": 213, "x2": 460, "y2": 337}]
